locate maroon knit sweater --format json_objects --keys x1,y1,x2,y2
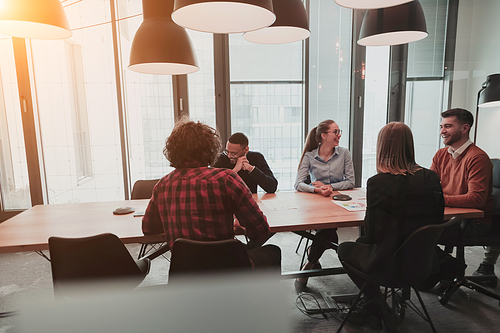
[{"x1": 431, "y1": 143, "x2": 493, "y2": 223}]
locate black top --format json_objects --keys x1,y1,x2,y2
[
  {"x1": 213, "y1": 151, "x2": 278, "y2": 194},
  {"x1": 361, "y1": 168, "x2": 444, "y2": 272}
]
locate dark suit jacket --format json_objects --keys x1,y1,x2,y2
[
  {"x1": 213, "y1": 151, "x2": 278, "y2": 194},
  {"x1": 361, "y1": 168, "x2": 445, "y2": 272}
]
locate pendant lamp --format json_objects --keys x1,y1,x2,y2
[
  {"x1": 478, "y1": 74, "x2": 500, "y2": 108},
  {"x1": 335, "y1": 0, "x2": 413, "y2": 9},
  {"x1": 129, "y1": 0, "x2": 199, "y2": 75},
  {"x1": 243, "y1": 0, "x2": 310, "y2": 44},
  {"x1": 171, "y1": 0, "x2": 276, "y2": 34},
  {"x1": 0, "y1": 0, "x2": 71, "y2": 39},
  {"x1": 358, "y1": 0, "x2": 427, "y2": 46},
  {"x1": 474, "y1": 74, "x2": 500, "y2": 143}
]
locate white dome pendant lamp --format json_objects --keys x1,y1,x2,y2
[
  {"x1": 0, "y1": 0, "x2": 72, "y2": 39},
  {"x1": 244, "y1": 0, "x2": 310, "y2": 44},
  {"x1": 129, "y1": 0, "x2": 199, "y2": 75},
  {"x1": 358, "y1": 0, "x2": 427, "y2": 46},
  {"x1": 171, "y1": 0, "x2": 276, "y2": 34},
  {"x1": 335, "y1": 0, "x2": 414, "y2": 10}
]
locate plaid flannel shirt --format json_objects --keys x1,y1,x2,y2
[{"x1": 142, "y1": 167, "x2": 270, "y2": 249}]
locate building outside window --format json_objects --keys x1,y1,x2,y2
[
  {"x1": 229, "y1": 34, "x2": 304, "y2": 191},
  {"x1": 0, "y1": 39, "x2": 30, "y2": 210}
]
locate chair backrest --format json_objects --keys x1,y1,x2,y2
[
  {"x1": 131, "y1": 179, "x2": 160, "y2": 200},
  {"x1": 491, "y1": 158, "x2": 500, "y2": 214},
  {"x1": 49, "y1": 233, "x2": 149, "y2": 296},
  {"x1": 168, "y1": 238, "x2": 253, "y2": 281},
  {"x1": 359, "y1": 217, "x2": 461, "y2": 288}
]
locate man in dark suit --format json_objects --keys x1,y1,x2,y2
[{"x1": 213, "y1": 132, "x2": 278, "y2": 194}]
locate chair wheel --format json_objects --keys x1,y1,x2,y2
[
  {"x1": 394, "y1": 297, "x2": 406, "y2": 319},
  {"x1": 438, "y1": 294, "x2": 449, "y2": 305},
  {"x1": 396, "y1": 305, "x2": 406, "y2": 319}
]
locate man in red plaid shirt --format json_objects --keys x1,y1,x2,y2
[{"x1": 142, "y1": 118, "x2": 280, "y2": 269}]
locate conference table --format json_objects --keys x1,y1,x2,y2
[
  {"x1": 253, "y1": 189, "x2": 484, "y2": 279},
  {"x1": 0, "y1": 189, "x2": 484, "y2": 256}
]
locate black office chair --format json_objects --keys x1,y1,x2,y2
[
  {"x1": 168, "y1": 238, "x2": 253, "y2": 283},
  {"x1": 49, "y1": 233, "x2": 169, "y2": 298},
  {"x1": 337, "y1": 217, "x2": 461, "y2": 333},
  {"x1": 131, "y1": 179, "x2": 166, "y2": 258},
  {"x1": 131, "y1": 179, "x2": 159, "y2": 201},
  {"x1": 437, "y1": 158, "x2": 500, "y2": 305}
]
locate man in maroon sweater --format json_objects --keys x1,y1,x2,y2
[{"x1": 431, "y1": 108, "x2": 496, "y2": 279}]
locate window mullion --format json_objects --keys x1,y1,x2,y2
[
  {"x1": 12, "y1": 37, "x2": 43, "y2": 206},
  {"x1": 214, "y1": 33, "x2": 231, "y2": 144},
  {"x1": 349, "y1": 10, "x2": 366, "y2": 188}
]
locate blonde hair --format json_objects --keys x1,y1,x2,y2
[
  {"x1": 376, "y1": 122, "x2": 421, "y2": 175},
  {"x1": 297, "y1": 119, "x2": 335, "y2": 170}
]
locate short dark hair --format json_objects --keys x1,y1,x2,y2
[
  {"x1": 228, "y1": 132, "x2": 249, "y2": 147},
  {"x1": 163, "y1": 117, "x2": 222, "y2": 168},
  {"x1": 441, "y1": 108, "x2": 474, "y2": 128}
]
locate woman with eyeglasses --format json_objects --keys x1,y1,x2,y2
[{"x1": 293, "y1": 119, "x2": 355, "y2": 292}]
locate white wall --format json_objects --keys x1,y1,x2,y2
[{"x1": 452, "y1": 0, "x2": 500, "y2": 158}]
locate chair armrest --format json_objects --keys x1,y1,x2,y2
[{"x1": 139, "y1": 243, "x2": 170, "y2": 261}]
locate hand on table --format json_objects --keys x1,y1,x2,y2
[{"x1": 315, "y1": 185, "x2": 333, "y2": 197}]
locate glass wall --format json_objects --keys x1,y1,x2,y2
[
  {"x1": 362, "y1": 46, "x2": 390, "y2": 186},
  {"x1": 362, "y1": 0, "x2": 449, "y2": 184},
  {"x1": 0, "y1": 38, "x2": 31, "y2": 209},
  {"x1": 117, "y1": 0, "x2": 175, "y2": 185},
  {"x1": 0, "y1": 0, "x2": 456, "y2": 212},
  {"x1": 229, "y1": 34, "x2": 304, "y2": 191},
  {"x1": 405, "y1": 0, "x2": 449, "y2": 169},
  {"x1": 30, "y1": 0, "x2": 124, "y2": 204},
  {"x1": 405, "y1": 80, "x2": 444, "y2": 168},
  {"x1": 187, "y1": 31, "x2": 216, "y2": 128},
  {"x1": 308, "y1": 0, "x2": 352, "y2": 140}
]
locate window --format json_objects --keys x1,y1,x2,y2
[
  {"x1": 0, "y1": 0, "x2": 460, "y2": 211},
  {"x1": 229, "y1": 34, "x2": 304, "y2": 191},
  {"x1": 0, "y1": 39, "x2": 30, "y2": 210},
  {"x1": 362, "y1": 46, "x2": 390, "y2": 186},
  {"x1": 308, "y1": 0, "x2": 352, "y2": 140},
  {"x1": 64, "y1": 42, "x2": 93, "y2": 181},
  {"x1": 405, "y1": 80, "x2": 444, "y2": 168},
  {"x1": 405, "y1": 0, "x2": 449, "y2": 168},
  {"x1": 31, "y1": 0, "x2": 125, "y2": 203},
  {"x1": 187, "y1": 31, "x2": 216, "y2": 128},
  {"x1": 117, "y1": 0, "x2": 175, "y2": 184}
]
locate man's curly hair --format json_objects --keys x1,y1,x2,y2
[{"x1": 163, "y1": 118, "x2": 222, "y2": 168}]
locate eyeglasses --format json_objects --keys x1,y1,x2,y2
[
  {"x1": 223, "y1": 147, "x2": 245, "y2": 157},
  {"x1": 325, "y1": 129, "x2": 342, "y2": 136}
]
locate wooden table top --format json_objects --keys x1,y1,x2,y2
[
  {"x1": 0, "y1": 200, "x2": 163, "y2": 253},
  {"x1": 254, "y1": 189, "x2": 484, "y2": 233},
  {"x1": 0, "y1": 189, "x2": 484, "y2": 253}
]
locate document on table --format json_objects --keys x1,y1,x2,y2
[
  {"x1": 260, "y1": 199, "x2": 299, "y2": 211},
  {"x1": 332, "y1": 189, "x2": 367, "y2": 212},
  {"x1": 133, "y1": 209, "x2": 146, "y2": 217},
  {"x1": 339, "y1": 189, "x2": 366, "y2": 201}
]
